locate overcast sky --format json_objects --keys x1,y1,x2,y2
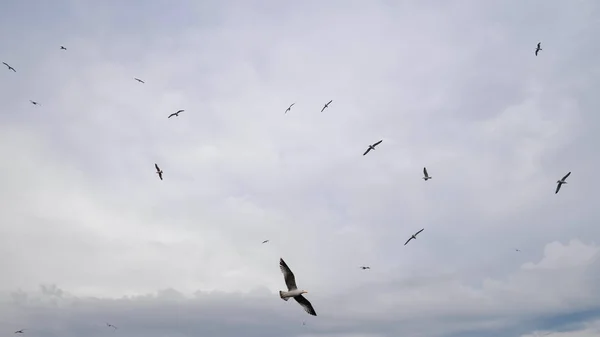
[{"x1": 1, "y1": 0, "x2": 600, "y2": 336}]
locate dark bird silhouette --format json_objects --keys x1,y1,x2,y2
[
  {"x1": 168, "y1": 110, "x2": 184, "y2": 118},
  {"x1": 262, "y1": 240, "x2": 269, "y2": 244},
  {"x1": 155, "y1": 163, "x2": 163, "y2": 180},
  {"x1": 404, "y1": 228, "x2": 425, "y2": 246},
  {"x1": 134, "y1": 78, "x2": 145, "y2": 83},
  {"x1": 285, "y1": 103, "x2": 295, "y2": 114},
  {"x1": 14, "y1": 330, "x2": 26, "y2": 334},
  {"x1": 29, "y1": 100, "x2": 40, "y2": 106},
  {"x1": 515, "y1": 249, "x2": 521, "y2": 252},
  {"x1": 2, "y1": 62, "x2": 16, "y2": 72},
  {"x1": 279, "y1": 258, "x2": 317, "y2": 316},
  {"x1": 320, "y1": 100, "x2": 332, "y2": 112},
  {"x1": 106, "y1": 323, "x2": 117, "y2": 330},
  {"x1": 363, "y1": 140, "x2": 383, "y2": 156},
  {"x1": 535, "y1": 42, "x2": 542, "y2": 56},
  {"x1": 423, "y1": 167, "x2": 432, "y2": 181},
  {"x1": 555, "y1": 171, "x2": 571, "y2": 194},
  {"x1": 359, "y1": 266, "x2": 370, "y2": 270},
  {"x1": 60, "y1": 46, "x2": 67, "y2": 50}
]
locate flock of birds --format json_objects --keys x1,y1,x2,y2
[{"x1": 2, "y1": 39, "x2": 574, "y2": 333}]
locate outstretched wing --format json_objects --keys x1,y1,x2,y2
[
  {"x1": 537, "y1": 42, "x2": 541, "y2": 48},
  {"x1": 562, "y1": 172, "x2": 571, "y2": 181},
  {"x1": 535, "y1": 49, "x2": 539, "y2": 56},
  {"x1": 404, "y1": 237, "x2": 413, "y2": 245},
  {"x1": 320, "y1": 105, "x2": 326, "y2": 112},
  {"x1": 423, "y1": 167, "x2": 428, "y2": 177},
  {"x1": 155, "y1": 163, "x2": 160, "y2": 171},
  {"x1": 372, "y1": 140, "x2": 383, "y2": 147},
  {"x1": 279, "y1": 258, "x2": 298, "y2": 291},
  {"x1": 555, "y1": 183, "x2": 561, "y2": 194},
  {"x1": 327, "y1": 100, "x2": 333, "y2": 105},
  {"x1": 415, "y1": 228, "x2": 425, "y2": 236},
  {"x1": 294, "y1": 295, "x2": 317, "y2": 316},
  {"x1": 363, "y1": 147, "x2": 371, "y2": 156},
  {"x1": 168, "y1": 113, "x2": 175, "y2": 118}
]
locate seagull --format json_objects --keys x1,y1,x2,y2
[
  {"x1": 320, "y1": 100, "x2": 332, "y2": 112},
  {"x1": 262, "y1": 240, "x2": 269, "y2": 244},
  {"x1": 106, "y1": 323, "x2": 117, "y2": 330},
  {"x1": 423, "y1": 167, "x2": 432, "y2": 181},
  {"x1": 363, "y1": 140, "x2": 383, "y2": 156},
  {"x1": 60, "y1": 46, "x2": 67, "y2": 50},
  {"x1": 168, "y1": 109, "x2": 184, "y2": 118},
  {"x1": 404, "y1": 228, "x2": 425, "y2": 246},
  {"x1": 285, "y1": 103, "x2": 295, "y2": 114},
  {"x1": 359, "y1": 266, "x2": 370, "y2": 270},
  {"x1": 14, "y1": 330, "x2": 26, "y2": 334},
  {"x1": 2, "y1": 62, "x2": 16, "y2": 72},
  {"x1": 29, "y1": 100, "x2": 40, "y2": 106},
  {"x1": 535, "y1": 42, "x2": 542, "y2": 56},
  {"x1": 555, "y1": 171, "x2": 571, "y2": 194},
  {"x1": 515, "y1": 249, "x2": 521, "y2": 252},
  {"x1": 134, "y1": 78, "x2": 145, "y2": 83},
  {"x1": 155, "y1": 163, "x2": 163, "y2": 180},
  {"x1": 279, "y1": 258, "x2": 317, "y2": 316}
]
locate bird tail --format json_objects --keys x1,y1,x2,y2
[{"x1": 279, "y1": 291, "x2": 290, "y2": 301}]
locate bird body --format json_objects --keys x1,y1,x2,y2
[
  {"x1": 279, "y1": 258, "x2": 316, "y2": 316},
  {"x1": 30, "y1": 100, "x2": 40, "y2": 106},
  {"x1": 359, "y1": 266, "x2": 370, "y2": 270},
  {"x1": 535, "y1": 42, "x2": 542, "y2": 56},
  {"x1": 155, "y1": 163, "x2": 163, "y2": 180},
  {"x1": 168, "y1": 110, "x2": 184, "y2": 118},
  {"x1": 3, "y1": 62, "x2": 16, "y2": 72},
  {"x1": 555, "y1": 171, "x2": 571, "y2": 194},
  {"x1": 285, "y1": 103, "x2": 295, "y2": 114},
  {"x1": 60, "y1": 46, "x2": 67, "y2": 50},
  {"x1": 134, "y1": 78, "x2": 145, "y2": 83},
  {"x1": 363, "y1": 140, "x2": 383, "y2": 156},
  {"x1": 14, "y1": 330, "x2": 25, "y2": 334},
  {"x1": 321, "y1": 100, "x2": 333, "y2": 112},
  {"x1": 423, "y1": 167, "x2": 432, "y2": 180},
  {"x1": 262, "y1": 240, "x2": 269, "y2": 244},
  {"x1": 404, "y1": 228, "x2": 425, "y2": 245}
]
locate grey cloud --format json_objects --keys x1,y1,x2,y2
[{"x1": 1, "y1": 0, "x2": 600, "y2": 336}]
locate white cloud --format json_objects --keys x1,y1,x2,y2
[{"x1": 1, "y1": 0, "x2": 600, "y2": 336}]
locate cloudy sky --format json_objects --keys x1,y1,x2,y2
[{"x1": 1, "y1": 0, "x2": 600, "y2": 336}]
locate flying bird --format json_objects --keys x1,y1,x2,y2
[
  {"x1": 155, "y1": 163, "x2": 163, "y2": 180},
  {"x1": 29, "y1": 100, "x2": 40, "y2": 106},
  {"x1": 262, "y1": 240, "x2": 269, "y2": 244},
  {"x1": 363, "y1": 140, "x2": 383, "y2": 156},
  {"x1": 535, "y1": 42, "x2": 542, "y2": 56},
  {"x1": 14, "y1": 330, "x2": 26, "y2": 334},
  {"x1": 320, "y1": 100, "x2": 332, "y2": 112},
  {"x1": 168, "y1": 110, "x2": 184, "y2": 118},
  {"x1": 404, "y1": 228, "x2": 425, "y2": 246},
  {"x1": 285, "y1": 103, "x2": 295, "y2": 114},
  {"x1": 60, "y1": 46, "x2": 67, "y2": 50},
  {"x1": 134, "y1": 78, "x2": 145, "y2": 83},
  {"x1": 423, "y1": 167, "x2": 432, "y2": 181},
  {"x1": 279, "y1": 258, "x2": 317, "y2": 316},
  {"x1": 106, "y1": 323, "x2": 117, "y2": 330},
  {"x1": 359, "y1": 266, "x2": 370, "y2": 270},
  {"x1": 555, "y1": 171, "x2": 571, "y2": 194},
  {"x1": 2, "y1": 62, "x2": 16, "y2": 72},
  {"x1": 515, "y1": 249, "x2": 521, "y2": 252}
]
